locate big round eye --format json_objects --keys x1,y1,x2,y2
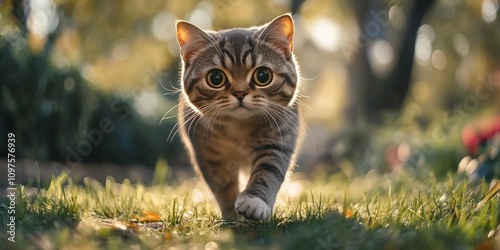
[
  {"x1": 206, "y1": 69, "x2": 226, "y2": 88},
  {"x1": 253, "y1": 67, "x2": 273, "y2": 86}
]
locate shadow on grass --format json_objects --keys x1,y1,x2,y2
[{"x1": 222, "y1": 211, "x2": 487, "y2": 250}]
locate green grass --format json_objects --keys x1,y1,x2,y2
[{"x1": 1, "y1": 169, "x2": 499, "y2": 250}]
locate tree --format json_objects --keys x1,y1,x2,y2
[{"x1": 347, "y1": 0, "x2": 436, "y2": 124}]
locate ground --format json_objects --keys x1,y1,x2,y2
[{"x1": 0, "y1": 167, "x2": 499, "y2": 250}]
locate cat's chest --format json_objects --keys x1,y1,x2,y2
[{"x1": 221, "y1": 121, "x2": 258, "y2": 144}]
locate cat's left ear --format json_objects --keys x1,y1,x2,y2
[
  {"x1": 260, "y1": 14, "x2": 295, "y2": 56},
  {"x1": 176, "y1": 20, "x2": 211, "y2": 62}
]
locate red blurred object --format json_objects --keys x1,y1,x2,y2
[
  {"x1": 461, "y1": 116, "x2": 500, "y2": 154},
  {"x1": 462, "y1": 126, "x2": 481, "y2": 154},
  {"x1": 385, "y1": 145, "x2": 400, "y2": 170}
]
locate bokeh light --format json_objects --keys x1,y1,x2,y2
[
  {"x1": 415, "y1": 24, "x2": 434, "y2": 65},
  {"x1": 28, "y1": 0, "x2": 59, "y2": 38},
  {"x1": 308, "y1": 17, "x2": 341, "y2": 53},
  {"x1": 368, "y1": 39, "x2": 394, "y2": 76},
  {"x1": 482, "y1": 0, "x2": 499, "y2": 23},
  {"x1": 431, "y1": 49, "x2": 447, "y2": 70},
  {"x1": 2, "y1": 0, "x2": 500, "y2": 185}
]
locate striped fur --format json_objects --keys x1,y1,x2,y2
[{"x1": 175, "y1": 14, "x2": 300, "y2": 220}]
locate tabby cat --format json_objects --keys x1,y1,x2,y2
[{"x1": 175, "y1": 13, "x2": 301, "y2": 221}]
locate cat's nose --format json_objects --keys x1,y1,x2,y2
[{"x1": 232, "y1": 91, "x2": 248, "y2": 101}]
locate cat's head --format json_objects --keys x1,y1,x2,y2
[{"x1": 176, "y1": 14, "x2": 299, "y2": 119}]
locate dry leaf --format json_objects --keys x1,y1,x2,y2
[
  {"x1": 475, "y1": 239, "x2": 495, "y2": 250},
  {"x1": 344, "y1": 209, "x2": 354, "y2": 219},
  {"x1": 164, "y1": 232, "x2": 172, "y2": 240},
  {"x1": 130, "y1": 211, "x2": 162, "y2": 222}
]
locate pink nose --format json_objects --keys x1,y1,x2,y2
[{"x1": 233, "y1": 91, "x2": 247, "y2": 101}]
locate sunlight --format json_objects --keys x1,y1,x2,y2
[
  {"x1": 151, "y1": 12, "x2": 176, "y2": 41},
  {"x1": 63, "y1": 77, "x2": 76, "y2": 92},
  {"x1": 204, "y1": 241, "x2": 219, "y2": 250},
  {"x1": 453, "y1": 34, "x2": 469, "y2": 57},
  {"x1": 482, "y1": 0, "x2": 499, "y2": 23},
  {"x1": 191, "y1": 188, "x2": 205, "y2": 203},
  {"x1": 134, "y1": 91, "x2": 159, "y2": 117},
  {"x1": 455, "y1": 61, "x2": 472, "y2": 89},
  {"x1": 53, "y1": 53, "x2": 70, "y2": 74},
  {"x1": 4, "y1": 0, "x2": 500, "y2": 248},
  {"x1": 415, "y1": 24, "x2": 434, "y2": 65},
  {"x1": 308, "y1": 17, "x2": 341, "y2": 53},
  {"x1": 389, "y1": 5, "x2": 406, "y2": 29},
  {"x1": 368, "y1": 39, "x2": 394, "y2": 76},
  {"x1": 27, "y1": 0, "x2": 58, "y2": 38},
  {"x1": 112, "y1": 40, "x2": 130, "y2": 62},
  {"x1": 371, "y1": 40, "x2": 393, "y2": 65},
  {"x1": 188, "y1": 2, "x2": 214, "y2": 30},
  {"x1": 281, "y1": 179, "x2": 305, "y2": 198},
  {"x1": 431, "y1": 49, "x2": 447, "y2": 70}
]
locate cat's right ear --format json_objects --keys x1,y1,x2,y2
[{"x1": 176, "y1": 21, "x2": 210, "y2": 62}]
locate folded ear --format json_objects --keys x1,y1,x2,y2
[
  {"x1": 176, "y1": 21, "x2": 211, "y2": 62},
  {"x1": 259, "y1": 14, "x2": 295, "y2": 56}
]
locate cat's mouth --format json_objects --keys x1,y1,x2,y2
[
  {"x1": 225, "y1": 102, "x2": 258, "y2": 119},
  {"x1": 232, "y1": 105, "x2": 250, "y2": 111},
  {"x1": 231, "y1": 101, "x2": 250, "y2": 110}
]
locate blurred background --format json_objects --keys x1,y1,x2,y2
[{"x1": 1, "y1": 0, "x2": 499, "y2": 186}]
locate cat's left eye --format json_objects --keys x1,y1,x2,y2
[{"x1": 253, "y1": 67, "x2": 273, "y2": 86}]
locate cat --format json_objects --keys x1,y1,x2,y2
[{"x1": 175, "y1": 13, "x2": 301, "y2": 221}]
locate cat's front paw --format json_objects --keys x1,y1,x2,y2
[{"x1": 235, "y1": 194, "x2": 272, "y2": 221}]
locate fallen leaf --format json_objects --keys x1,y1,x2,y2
[
  {"x1": 131, "y1": 211, "x2": 162, "y2": 222},
  {"x1": 164, "y1": 232, "x2": 172, "y2": 240},
  {"x1": 344, "y1": 209, "x2": 354, "y2": 219},
  {"x1": 475, "y1": 238, "x2": 495, "y2": 250}
]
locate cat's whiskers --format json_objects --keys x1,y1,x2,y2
[
  {"x1": 259, "y1": 104, "x2": 284, "y2": 144},
  {"x1": 266, "y1": 102, "x2": 304, "y2": 133},
  {"x1": 284, "y1": 96, "x2": 317, "y2": 112},
  {"x1": 267, "y1": 100, "x2": 316, "y2": 133},
  {"x1": 168, "y1": 108, "x2": 197, "y2": 141},
  {"x1": 168, "y1": 102, "x2": 218, "y2": 142},
  {"x1": 188, "y1": 103, "x2": 219, "y2": 141},
  {"x1": 160, "y1": 101, "x2": 184, "y2": 123},
  {"x1": 188, "y1": 102, "x2": 225, "y2": 141},
  {"x1": 299, "y1": 75, "x2": 317, "y2": 82},
  {"x1": 145, "y1": 66, "x2": 182, "y2": 96},
  {"x1": 202, "y1": 102, "x2": 228, "y2": 144},
  {"x1": 266, "y1": 104, "x2": 304, "y2": 147},
  {"x1": 265, "y1": 101, "x2": 316, "y2": 152},
  {"x1": 161, "y1": 82, "x2": 182, "y2": 96}
]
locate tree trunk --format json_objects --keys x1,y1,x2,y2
[{"x1": 348, "y1": 0, "x2": 436, "y2": 124}]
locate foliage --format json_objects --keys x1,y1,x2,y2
[
  {"x1": 0, "y1": 20, "x2": 91, "y2": 160},
  {"x1": 0, "y1": 170, "x2": 499, "y2": 249},
  {"x1": 0, "y1": 1, "x2": 183, "y2": 167}
]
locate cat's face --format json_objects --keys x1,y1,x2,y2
[{"x1": 176, "y1": 14, "x2": 299, "y2": 119}]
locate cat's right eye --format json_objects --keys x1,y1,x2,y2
[{"x1": 206, "y1": 69, "x2": 226, "y2": 88}]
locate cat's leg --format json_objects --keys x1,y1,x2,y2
[
  {"x1": 235, "y1": 143, "x2": 294, "y2": 221},
  {"x1": 197, "y1": 159, "x2": 240, "y2": 219}
]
